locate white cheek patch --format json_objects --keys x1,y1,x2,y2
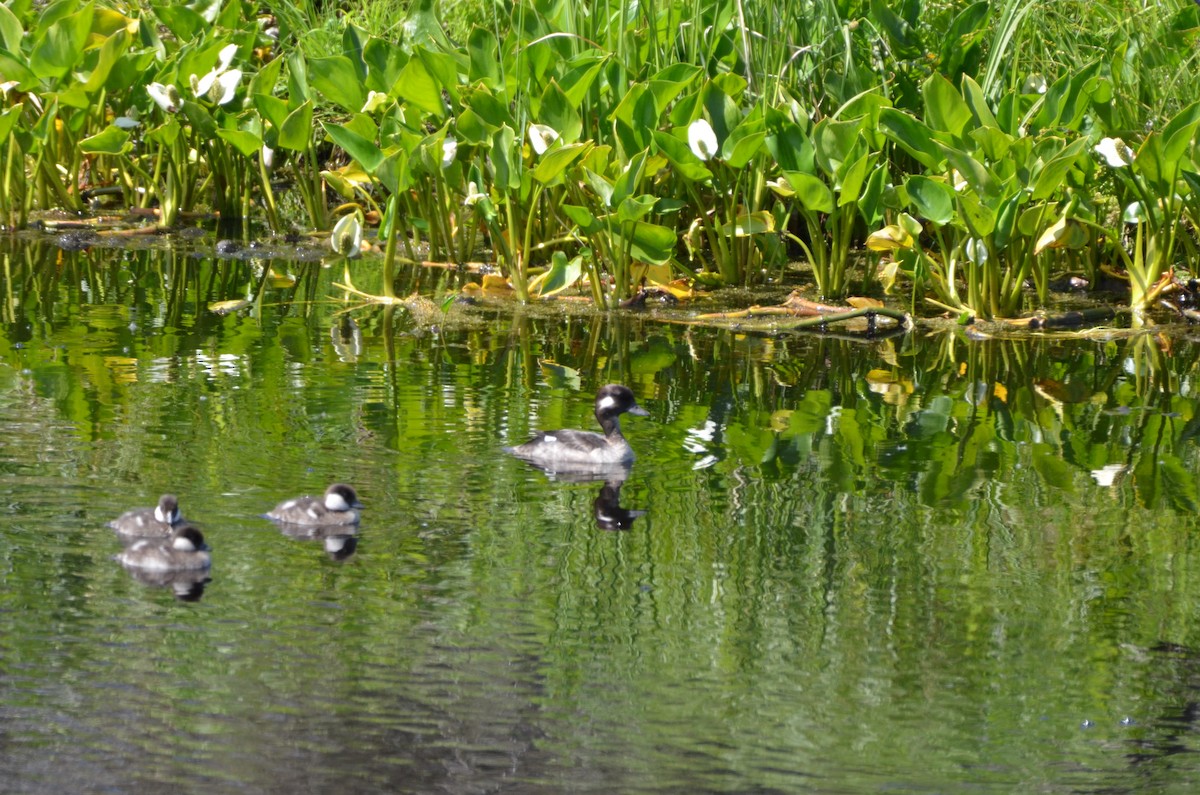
[
  {"x1": 172, "y1": 536, "x2": 194, "y2": 551},
  {"x1": 326, "y1": 493, "x2": 350, "y2": 511},
  {"x1": 597, "y1": 395, "x2": 617, "y2": 410}
]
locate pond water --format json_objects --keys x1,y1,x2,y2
[{"x1": 3, "y1": 236, "x2": 1200, "y2": 793}]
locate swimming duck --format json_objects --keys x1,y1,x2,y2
[
  {"x1": 505, "y1": 384, "x2": 649, "y2": 467},
  {"x1": 265, "y1": 483, "x2": 363, "y2": 526},
  {"x1": 116, "y1": 524, "x2": 211, "y2": 572},
  {"x1": 108, "y1": 494, "x2": 183, "y2": 543}
]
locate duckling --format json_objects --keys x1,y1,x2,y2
[
  {"x1": 265, "y1": 483, "x2": 362, "y2": 526},
  {"x1": 108, "y1": 494, "x2": 183, "y2": 543},
  {"x1": 116, "y1": 524, "x2": 211, "y2": 572}
]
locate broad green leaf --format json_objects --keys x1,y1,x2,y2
[
  {"x1": 0, "y1": 105, "x2": 22, "y2": 141},
  {"x1": 532, "y1": 142, "x2": 589, "y2": 185},
  {"x1": 0, "y1": 50, "x2": 37, "y2": 91},
  {"x1": 957, "y1": 192, "x2": 996, "y2": 236},
  {"x1": 611, "y1": 84, "x2": 657, "y2": 153},
  {"x1": 787, "y1": 171, "x2": 834, "y2": 213},
  {"x1": 615, "y1": 220, "x2": 676, "y2": 264},
  {"x1": 766, "y1": 119, "x2": 816, "y2": 174},
  {"x1": 375, "y1": 149, "x2": 411, "y2": 194},
  {"x1": 278, "y1": 100, "x2": 313, "y2": 151},
  {"x1": 30, "y1": 5, "x2": 93, "y2": 81},
  {"x1": 858, "y1": 164, "x2": 888, "y2": 227},
  {"x1": 151, "y1": 3, "x2": 204, "y2": 42},
  {"x1": 490, "y1": 124, "x2": 520, "y2": 190},
  {"x1": 362, "y1": 37, "x2": 408, "y2": 95},
  {"x1": 467, "y1": 26, "x2": 501, "y2": 86},
  {"x1": 562, "y1": 204, "x2": 600, "y2": 234},
  {"x1": 325, "y1": 122, "x2": 384, "y2": 173},
  {"x1": 217, "y1": 128, "x2": 263, "y2": 157},
  {"x1": 310, "y1": 56, "x2": 367, "y2": 113},
  {"x1": 617, "y1": 194, "x2": 657, "y2": 224},
  {"x1": 813, "y1": 118, "x2": 861, "y2": 176},
  {"x1": 582, "y1": 168, "x2": 614, "y2": 208},
  {"x1": 652, "y1": 130, "x2": 712, "y2": 182},
  {"x1": 1031, "y1": 137, "x2": 1088, "y2": 201},
  {"x1": 0, "y1": 4, "x2": 22, "y2": 53},
  {"x1": 538, "y1": 80, "x2": 581, "y2": 144},
  {"x1": 255, "y1": 94, "x2": 289, "y2": 130},
  {"x1": 79, "y1": 125, "x2": 130, "y2": 154},
  {"x1": 612, "y1": 150, "x2": 648, "y2": 207},
  {"x1": 393, "y1": 53, "x2": 445, "y2": 117},
  {"x1": 906, "y1": 175, "x2": 955, "y2": 225},
  {"x1": 83, "y1": 27, "x2": 128, "y2": 92},
  {"x1": 923, "y1": 73, "x2": 972, "y2": 138},
  {"x1": 938, "y1": 143, "x2": 996, "y2": 200},
  {"x1": 878, "y1": 108, "x2": 943, "y2": 169},
  {"x1": 723, "y1": 125, "x2": 765, "y2": 169},
  {"x1": 870, "y1": 0, "x2": 922, "y2": 58},
  {"x1": 648, "y1": 63, "x2": 703, "y2": 110},
  {"x1": 837, "y1": 152, "x2": 873, "y2": 205},
  {"x1": 960, "y1": 74, "x2": 998, "y2": 129},
  {"x1": 560, "y1": 53, "x2": 606, "y2": 108},
  {"x1": 249, "y1": 54, "x2": 284, "y2": 101}
]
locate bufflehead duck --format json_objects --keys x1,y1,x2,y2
[
  {"x1": 265, "y1": 484, "x2": 362, "y2": 526},
  {"x1": 116, "y1": 524, "x2": 211, "y2": 572},
  {"x1": 108, "y1": 494, "x2": 183, "y2": 542},
  {"x1": 505, "y1": 384, "x2": 649, "y2": 466}
]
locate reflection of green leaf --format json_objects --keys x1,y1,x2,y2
[
  {"x1": 630, "y1": 337, "x2": 676, "y2": 376},
  {"x1": 1031, "y1": 444, "x2": 1072, "y2": 490}
]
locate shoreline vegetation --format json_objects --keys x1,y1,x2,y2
[{"x1": 1, "y1": 0, "x2": 1199, "y2": 322}]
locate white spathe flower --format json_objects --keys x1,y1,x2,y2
[
  {"x1": 261, "y1": 145, "x2": 275, "y2": 170},
  {"x1": 114, "y1": 116, "x2": 140, "y2": 129},
  {"x1": 361, "y1": 90, "x2": 389, "y2": 113},
  {"x1": 965, "y1": 237, "x2": 988, "y2": 265},
  {"x1": 528, "y1": 123, "x2": 559, "y2": 155},
  {"x1": 195, "y1": 68, "x2": 218, "y2": 99},
  {"x1": 463, "y1": 180, "x2": 486, "y2": 206},
  {"x1": 687, "y1": 118, "x2": 718, "y2": 161},
  {"x1": 330, "y1": 213, "x2": 364, "y2": 258},
  {"x1": 217, "y1": 44, "x2": 238, "y2": 72},
  {"x1": 214, "y1": 69, "x2": 241, "y2": 105},
  {"x1": 1095, "y1": 137, "x2": 1134, "y2": 169},
  {"x1": 441, "y1": 136, "x2": 457, "y2": 168},
  {"x1": 147, "y1": 82, "x2": 182, "y2": 114},
  {"x1": 1090, "y1": 464, "x2": 1127, "y2": 487}
]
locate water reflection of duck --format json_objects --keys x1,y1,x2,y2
[
  {"x1": 121, "y1": 566, "x2": 212, "y2": 602},
  {"x1": 593, "y1": 479, "x2": 646, "y2": 531},
  {"x1": 504, "y1": 384, "x2": 649, "y2": 467},
  {"x1": 108, "y1": 494, "x2": 184, "y2": 543},
  {"x1": 275, "y1": 522, "x2": 360, "y2": 562},
  {"x1": 265, "y1": 484, "x2": 363, "y2": 526},
  {"x1": 512, "y1": 459, "x2": 647, "y2": 531}
]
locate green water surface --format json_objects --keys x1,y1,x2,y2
[{"x1": 2, "y1": 239, "x2": 1199, "y2": 793}]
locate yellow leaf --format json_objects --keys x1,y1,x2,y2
[
  {"x1": 866, "y1": 224, "x2": 914, "y2": 252},
  {"x1": 209, "y1": 299, "x2": 250, "y2": 314}
]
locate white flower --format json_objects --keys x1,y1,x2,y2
[
  {"x1": 217, "y1": 44, "x2": 238, "y2": 72},
  {"x1": 214, "y1": 70, "x2": 241, "y2": 105},
  {"x1": 528, "y1": 123, "x2": 559, "y2": 155},
  {"x1": 687, "y1": 118, "x2": 718, "y2": 161},
  {"x1": 361, "y1": 90, "x2": 388, "y2": 113},
  {"x1": 1095, "y1": 137, "x2": 1134, "y2": 169},
  {"x1": 147, "y1": 82, "x2": 182, "y2": 113},
  {"x1": 441, "y1": 136, "x2": 457, "y2": 168},
  {"x1": 261, "y1": 145, "x2": 275, "y2": 170},
  {"x1": 463, "y1": 180, "x2": 486, "y2": 206},
  {"x1": 195, "y1": 68, "x2": 218, "y2": 99},
  {"x1": 113, "y1": 116, "x2": 140, "y2": 129},
  {"x1": 330, "y1": 213, "x2": 364, "y2": 258},
  {"x1": 965, "y1": 237, "x2": 988, "y2": 265},
  {"x1": 1090, "y1": 464, "x2": 1127, "y2": 487}
]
